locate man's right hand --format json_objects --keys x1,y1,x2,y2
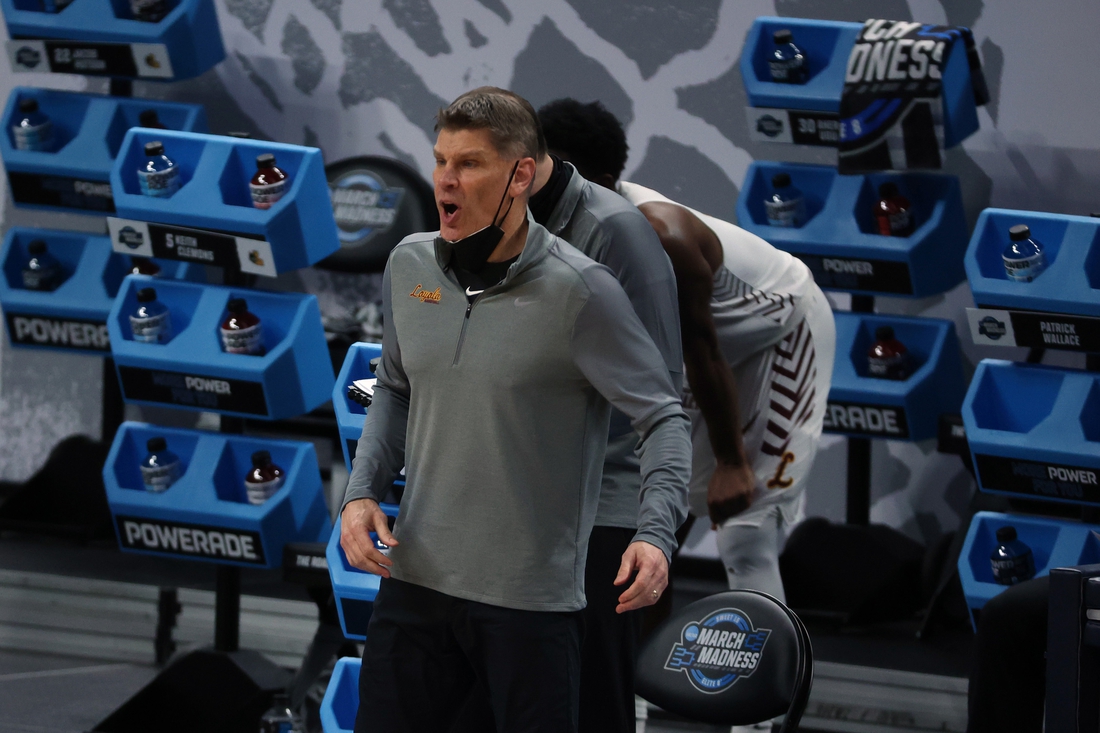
[{"x1": 340, "y1": 498, "x2": 399, "y2": 577}]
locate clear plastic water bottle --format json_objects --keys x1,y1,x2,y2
[
  {"x1": 259, "y1": 693, "x2": 300, "y2": 733},
  {"x1": 769, "y1": 29, "x2": 807, "y2": 84},
  {"x1": 141, "y1": 437, "x2": 181, "y2": 492},
  {"x1": 11, "y1": 98, "x2": 54, "y2": 152},
  {"x1": 137, "y1": 141, "x2": 181, "y2": 198},
  {"x1": 1002, "y1": 224, "x2": 1046, "y2": 283},
  {"x1": 22, "y1": 240, "x2": 62, "y2": 291},
  {"x1": 990, "y1": 526, "x2": 1036, "y2": 586},
  {"x1": 129, "y1": 287, "x2": 173, "y2": 344},
  {"x1": 765, "y1": 173, "x2": 805, "y2": 228}
]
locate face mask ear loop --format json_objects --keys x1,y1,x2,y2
[{"x1": 492, "y1": 160, "x2": 521, "y2": 228}]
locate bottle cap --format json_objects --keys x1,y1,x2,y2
[
  {"x1": 878, "y1": 182, "x2": 899, "y2": 199},
  {"x1": 996, "y1": 526, "x2": 1018, "y2": 543},
  {"x1": 251, "y1": 450, "x2": 271, "y2": 468},
  {"x1": 18, "y1": 98, "x2": 39, "y2": 114},
  {"x1": 874, "y1": 325, "x2": 895, "y2": 341},
  {"x1": 772, "y1": 172, "x2": 791, "y2": 188},
  {"x1": 147, "y1": 437, "x2": 167, "y2": 453},
  {"x1": 143, "y1": 141, "x2": 165, "y2": 157},
  {"x1": 773, "y1": 29, "x2": 793, "y2": 44},
  {"x1": 1009, "y1": 224, "x2": 1031, "y2": 241},
  {"x1": 138, "y1": 109, "x2": 160, "y2": 127},
  {"x1": 256, "y1": 153, "x2": 276, "y2": 169},
  {"x1": 136, "y1": 287, "x2": 157, "y2": 303},
  {"x1": 27, "y1": 240, "x2": 47, "y2": 255},
  {"x1": 227, "y1": 297, "x2": 248, "y2": 314}
]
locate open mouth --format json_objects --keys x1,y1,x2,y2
[{"x1": 442, "y1": 203, "x2": 458, "y2": 216}]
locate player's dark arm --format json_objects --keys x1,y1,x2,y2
[{"x1": 638, "y1": 202, "x2": 746, "y2": 470}]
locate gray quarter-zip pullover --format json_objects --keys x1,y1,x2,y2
[
  {"x1": 542, "y1": 167, "x2": 685, "y2": 533},
  {"x1": 343, "y1": 214, "x2": 691, "y2": 612}
]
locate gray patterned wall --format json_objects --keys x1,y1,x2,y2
[{"x1": 3, "y1": 0, "x2": 1100, "y2": 547}]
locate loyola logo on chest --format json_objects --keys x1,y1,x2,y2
[{"x1": 410, "y1": 284, "x2": 441, "y2": 304}]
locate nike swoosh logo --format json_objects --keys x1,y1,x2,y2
[
  {"x1": 465, "y1": 286, "x2": 484, "y2": 297},
  {"x1": 515, "y1": 296, "x2": 537, "y2": 307}
]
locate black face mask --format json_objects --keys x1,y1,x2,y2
[{"x1": 440, "y1": 160, "x2": 519, "y2": 274}]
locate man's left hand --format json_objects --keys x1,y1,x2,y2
[{"x1": 613, "y1": 541, "x2": 669, "y2": 613}]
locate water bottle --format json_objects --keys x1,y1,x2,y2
[
  {"x1": 764, "y1": 173, "x2": 805, "y2": 228},
  {"x1": 129, "y1": 0, "x2": 171, "y2": 22},
  {"x1": 130, "y1": 287, "x2": 173, "y2": 344},
  {"x1": 1002, "y1": 224, "x2": 1046, "y2": 283},
  {"x1": 22, "y1": 240, "x2": 62, "y2": 291},
  {"x1": 259, "y1": 693, "x2": 300, "y2": 733},
  {"x1": 137, "y1": 109, "x2": 167, "y2": 130},
  {"x1": 867, "y1": 326, "x2": 910, "y2": 380},
  {"x1": 137, "y1": 141, "x2": 181, "y2": 198},
  {"x1": 141, "y1": 437, "x2": 181, "y2": 492},
  {"x1": 874, "y1": 182, "x2": 914, "y2": 237},
  {"x1": 244, "y1": 451, "x2": 285, "y2": 505},
  {"x1": 250, "y1": 153, "x2": 290, "y2": 210},
  {"x1": 40, "y1": 0, "x2": 75, "y2": 12},
  {"x1": 990, "y1": 526, "x2": 1036, "y2": 586},
  {"x1": 769, "y1": 29, "x2": 807, "y2": 84},
  {"x1": 11, "y1": 98, "x2": 54, "y2": 152},
  {"x1": 220, "y1": 298, "x2": 265, "y2": 356}
]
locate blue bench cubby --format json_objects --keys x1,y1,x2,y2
[
  {"x1": 2, "y1": 0, "x2": 225, "y2": 81},
  {"x1": 321, "y1": 657, "x2": 360, "y2": 733},
  {"x1": 825, "y1": 312, "x2": 966, "y2": 441},
  {"x1": 737, "y1": 162, "x2": 967, "y2": 297},
  {"x1": 740, "y1": 16, "x2": 978, "y2": 147},
  {"x1": 106, "y1": 275, "x2": 334, "y2": 420},
  {"x1": 334, "y1": 342, "x2": 382, "y2": 473},
  {"x1": 0, "y1": 227, "x2": 199, "y2": 353},
  {"x1": 958, "y1": 511, "x2": 1100, "y2": 629},
  {"x1": 965, "y1": 209, "x2": 1100, "y2": 318},
  {"x1": 327, "y1": 507, "x2": 399, "y2": 640},
  {"x1": 962, "y1": 360, "x2": 1100, "y2": 506},
  {"x1": 109, "y1": 129, "x2": 339, "y2": 275},
  {"x1": 2, "y1": 88, "x2": 206, "y2": 214},
  {"x1": 103, "y1": 421, "x2": 332, "y2": 569}
]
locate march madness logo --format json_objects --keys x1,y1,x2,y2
[{"x1": 664, "y1": 608, "x2": 771, "y2": 693}]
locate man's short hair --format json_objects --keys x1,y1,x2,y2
[
  {"x1": 538, "y1": 99, "x2": 628, "y2": 182},
  {"x1": 436, "y1": 87, "x2": 546, "y2": 160}
]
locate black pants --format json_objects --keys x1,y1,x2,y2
[
  {"x1": 356, "y1": 577, "x2": 583, "y2": 733},
  {"x1": 579, "y1": 526, "x2": 642, "y2": 733},
  {"x1": 967, "y1": 575, "x2": 1048, "y2": 733}
]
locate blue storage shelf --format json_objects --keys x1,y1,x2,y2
[
  {"x1": 958, "y1": 511, "x2": 1100, "y2": 629},
  {"x1": 0, "y1": 227, "x2": 199, "y2": 353},
  {"x1": 106, "y1": 275, "x2": 334, "y2": 420},
  {"x1": 966, "y1": 208, "x2": 1100, "y2": 318},
  {"x1": 108, "y1": 129, "x2": 339, "y2": 276},
  {"x1": 962, "y1": 360, "x2": 1100, "y2": 506},
  {"x1": 327, "y1": 508, "x2": 399, "y2": 640},
  {"x1": 3, "y1": 0, "x2": 225, "y2": 81},
  {"x1": 104, "y1": 421, "x2": 332, "y2": 569},
  {"x1": 737, "y1": 162, "x2": 967, "y2": 298},
  {"x1": 334, "y1": 342, "x2": 381, "y2": 473},
  {"x1": 321, "y1": 657, "x2": 360, "y2": 733},
  {"x1": 824, "y1": 312, "x2": 966, "y2": 441},
  {"x1": 1, "y1": 88, "x2": 206, "y2": 214},
  {"x1": 740, "y1": 17, "x2": 978, "y2": 147}
]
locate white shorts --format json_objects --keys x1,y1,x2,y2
[{"x1": 685, "y1": 287, "x2": 835, "y2": 529}]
